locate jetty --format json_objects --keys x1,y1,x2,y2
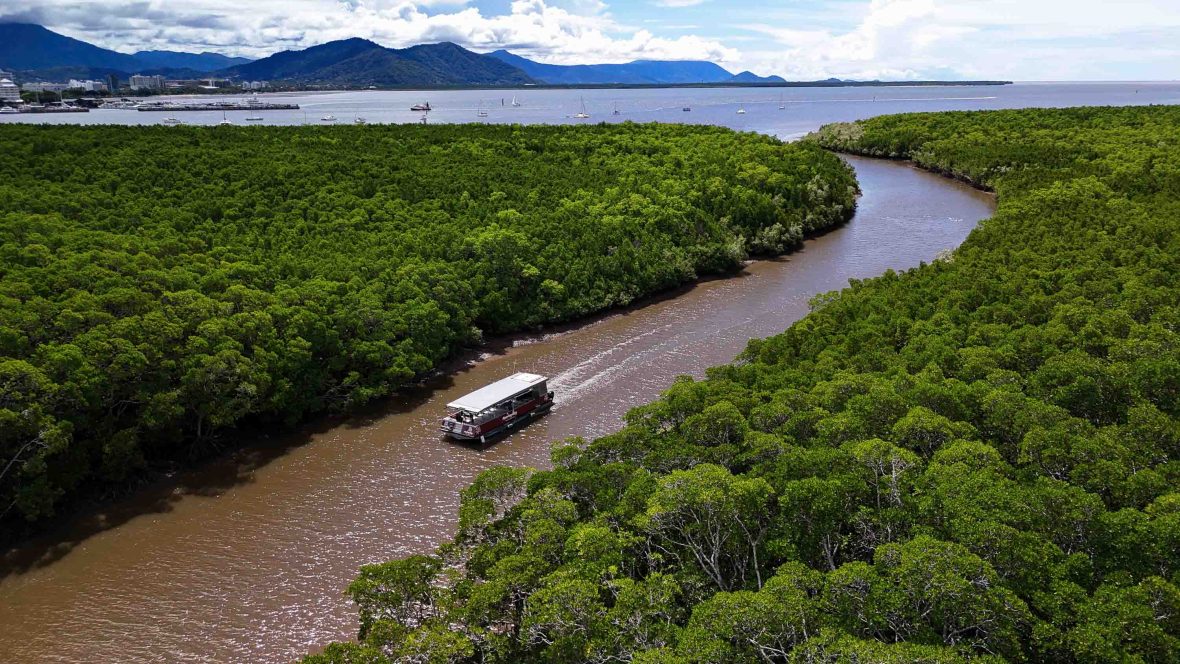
[{"x1": 137, "y1": 101, "x2": 299, "y2": 112}]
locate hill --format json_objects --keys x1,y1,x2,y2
[
  {"x1": 0, "y1": 23, "x2": 251, "y2": 79},
  {"x1": 221, "y1": 38, "x2": 533, "y2": 87},
  {"x1": 0, "y1": 23, "x2": 142, "y2": 71},
  {"x1": 132, "y1": 50, "x2": 252, "y2": 73},
  {"x1": 731, "y1": 69, "x2": 787, "y2": 83}
]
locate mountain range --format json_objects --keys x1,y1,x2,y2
[
  {"x1": 220, "y1": 38, "x2": 532, "y2": 87},
  {"x1": 0, "y1": 23, "x2": 251, "y2": 75},
  {"x1": 0, "y1": 22, "x2": 787, "y2": 88},
  {"x1": 488, "y1": 50, "x2": 783, "y2": 85}
]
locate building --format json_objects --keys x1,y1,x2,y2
[
  {"x1": 69, "y1": 79, "x2": 109, "y2": 92},
  {"x1": 241, "y1": 80, "x2": 270, "y2": 90},
  {"x1": 129, "y1": 74, "x2": 166, "y2": 91},
  {"x1": 0, "y1": 69, "x2": 13, "y2": 81},
  {"x1": 0, "y1": 78, "x2": 21, "y2": 103},
  {"x1": 21, "y1": 82, "x2": 70, "y2": 93}
]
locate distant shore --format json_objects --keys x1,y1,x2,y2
[
  {"x1": 35, "y1": 80, "x2": 1014, "y2": 101},
  {"x1": 266, "y1": 80, "x2": 1014, "y2": 93}
]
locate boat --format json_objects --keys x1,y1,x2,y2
[
  {"x1": 321, "y1": 114, "x2": 337, "y2": 122},
  {"x1": 779, "y1": 93, "x2": 786, "y2": 110},
  {"x1": 411, "y1": 102, "x2": 432, "y2": 112},
  {"x1": 246, "y1": 114, "x2": 263, "y2": 122},
  {"x1": 612, "y1": 102, "x2": 621, "y2": 116},
  {"x1": 476, "y1": 105, "x2": 488, "y2": 118},
  {"x1": 0, "y1": 106, "x2": 18, "y2": 114},
  {"x1": 511, "y1": 96, "x2": 521, "y2": 107},
  {"x1": 419, "y1": 113, "x2": 428, "y2": 124},
  {"x1": 440, "y1": 373, "x2": 554, "y2": 443},
  {"x1": 682, "y1": 106, "x2": 691, "y2": 112},
  {"x1": 737, "y1": 107, "x2": 747, "y2": 115},
  {"x1": 574, "y1": 97, "x2": 590, "y2": 119},
  {"x1": 162, "y1": 116, "x2": 182, "y2": 125},
  {"x1": 219, "y1": 111, "x2": 233, "y2": 126},
  {"x1": 355, "y1": 116, "x2": 367, "y2": 125}
]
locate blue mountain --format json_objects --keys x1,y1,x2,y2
[
  {"x1": 0, "y1": 23, "x2": 253, "y2": 76},
  {"x1": 133, "y1": 50, "x2": 253, "y2": 73},
  {"x1": 220, "y1": 39, "x2": 534, "y2": 87},
  {"x1": 489, "y1": 50, "x2": 741, "y2": 85},
  {"x1": 731, "y1": 70, "x2": 787, "y2": 84},
  {"x1": 0, "y1": 23, "x2": 142, "y2": 71}
]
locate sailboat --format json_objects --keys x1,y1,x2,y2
[
  {"x1": 354, "y1": 115, "x2": 367, "y2": 125},
  {"x1": 574, "y1": 97, "x2": 590, "y2": 119},
  {"x1": 476, "y1": 101, "x2": 489, "y2": 118},
  {"x1": 219, "y1": 111, "x2": 233, "y2": 126},
  {"x1": 737, "y1": 107, "x2": 747, "y2": 115},
  {"x1": 511, "y1": 95, "x2": 521, "y2": 107},
  {"x1": 612, "y1": 102, "x2": 621, "y2": 116},
  {"x1": 778, "y1": 93, "x2": 786, "y2": 110}
]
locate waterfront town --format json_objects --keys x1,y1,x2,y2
[{"x1": 0, "y1": 66, "x2": 270, "y2": 113}]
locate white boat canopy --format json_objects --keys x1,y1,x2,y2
[{"x1": 447, "y1": 373, "x2": 547, "y2": 413}]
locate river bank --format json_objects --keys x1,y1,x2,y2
[{"x1": 0, "y1": 154, "x2": 995, "y2": 663}]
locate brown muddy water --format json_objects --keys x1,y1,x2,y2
[{"x1": 0, "y1": 156, "x2": 994, "y2": 663}]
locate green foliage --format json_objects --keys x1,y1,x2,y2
[
  {"x1": 0, "y1": 122, "x2": 856, "y2": 530},
  {"x1": 316, "y1": 106, "x2": 1180, "y2": 662}
]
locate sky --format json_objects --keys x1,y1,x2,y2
[{"x1": 2, "y1": 0, "x2": 1179, "y2": 80}]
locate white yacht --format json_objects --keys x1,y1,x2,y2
[{"x1": 574, "y1": 97, "x2": 590, "y2": 119}]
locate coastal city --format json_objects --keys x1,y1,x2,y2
[{"x1": 0, "y1": 67, "x2": 272, "y2": 114}]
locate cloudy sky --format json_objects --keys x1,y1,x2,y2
[{"x1": 3, "y1": 0, "x2": 1179, "y2": 80}]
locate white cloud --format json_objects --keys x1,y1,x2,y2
[
  {"x1": 731, "y1": 0, "x2": 1180, "y2": 80},
  {"x1": 1, "y1": 0, "x2": 736, "y2": 64}
]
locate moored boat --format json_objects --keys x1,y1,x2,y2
[
  {"x1": 440, "y1": 373, "x2": 554, "y2": 443},
  {"x1": 411, "y1": 102, "x2": 432, "y2": 111},
  {"x1": 574, "y1": 97, "x2": 590, "y2": 119}
]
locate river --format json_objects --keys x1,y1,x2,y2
[{"x1": 5, "y1": 82, "x2": 1168, "y2": 663}]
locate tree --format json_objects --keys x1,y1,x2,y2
[{"x1": 638, "y1": 464, "x2": 774, "y2": 591}]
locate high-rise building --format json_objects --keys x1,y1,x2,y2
[
  {"x1": 0, "y1": 78, "x2": 21, "y2": 103},
  {"x1": 0, "y1": 69, "x2": 14, "y2": 81},
  {"x1": 129, "y1": 74, "x2": 166, "y2": 91},
  {"x1": 69, "y1": 79, "x2": 109, "y2": 93}
]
